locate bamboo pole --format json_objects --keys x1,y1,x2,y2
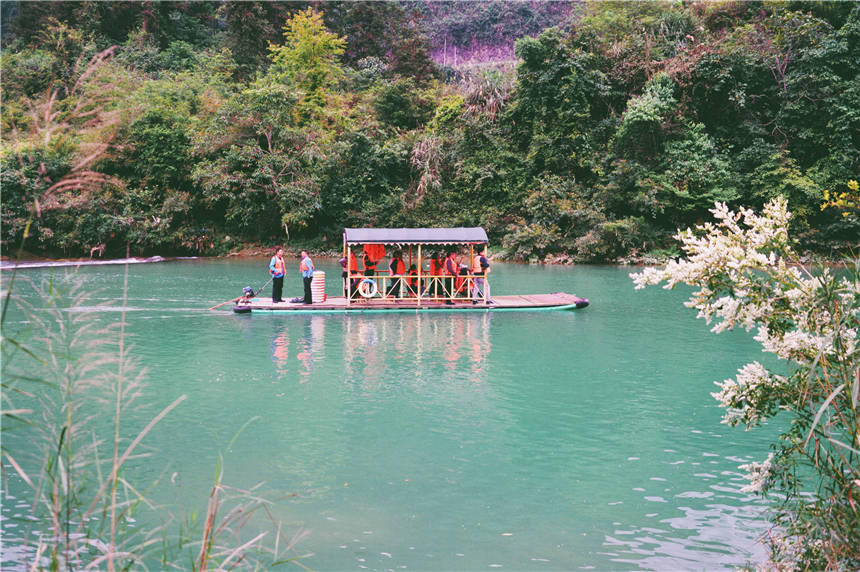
[
  {"x1": 484, "y1": 242, "x2": 489, "y2": 305},
  {"x1": 469, "y1": 244, "x2": 474, "y2": 302},
  {"x1": 347, "y1": 244, "x2": 352, "y2": 307},
  {"x1": 417, "y1": 244, "x2": 422, "y2": 307}
]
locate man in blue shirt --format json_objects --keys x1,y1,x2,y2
[
  {"x1": 269, "y1": 247, "x2": 286, "y2": 303},
  {"x1": 471, "y1": 246, "x2": 492, "y2": 305},
  {"x1": 300, "y1": 250, "x2": 314, "y2": 304}
]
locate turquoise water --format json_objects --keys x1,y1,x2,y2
[{"x1": 1, "y1": 259, "x2": 778, "y2": 570}]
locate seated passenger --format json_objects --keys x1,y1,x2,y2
[
  {"x1": 387, "y1": 250, "x2": 406, "y2": 297},
  {"x1": 363, "y1": 248, "x2": 378, "y2": 276},
  {"x1": 406, "y1": 264, "x2": 418, "y2": 295}
]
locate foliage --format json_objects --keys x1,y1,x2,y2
[
  {"x1": 462, "y1": 69, "x2": 512, "y2": 121},
  {"x1": 414, "y1": 0, "x2": 573, "y2": 66},
  {"x1": 268, "y1": 7, "x2": 346, "y2": 116},
  {"x1": 631, "y1": 198, "x2": 860, "y2": 568},
  {"x1": 0, "y1": 42, "x2": 134, "y2": 255},
  {"x1": 612, "y1": 72, "x2": 677, "y2": 161},
  {"x1": 1, "y1": 1, "x2": 858, "y2": 261},
  {"x1": 822, "y1": 179, "x2": 860, "y2": 219},
  {"x1": 508, "y1": 27, "x2": 607, "y2": 177},
  {"x1": 220, "y1": 1, "x2": 304, "y2": 80},
  {"x1": 319, "y1": 131, "x2": 411, "y2": 230},
  {"x1": 373, "y1": 78, "x2": 435, "y2": 130},
  {"x1": 0, "y1": 48, "x2": 56, "y2": 99}
]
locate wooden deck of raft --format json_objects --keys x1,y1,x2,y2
[{"x1": 233, "y1": 292, "x2": 589, "y2": 313}]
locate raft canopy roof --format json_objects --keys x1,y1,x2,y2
[{"x1": 343, "y1": 227, "x2": 488, "y2": 245}]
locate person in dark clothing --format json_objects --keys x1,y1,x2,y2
[
  {"x1": 406, "y1": 264, "x2": 418, "y2": 296},
  {"x1": 363, "y1": 250, "x2": 377, "y2": 276},
  {"x1": 387, "y1": 250, "x2": 406, "y2": 297},
  {"x1": 339, "y1": 255, "x2": 348, "y2": 296},
  {"x1": 300, "y1": 250, "x2": 314, "y2": 304},
  {"x1": 269, "y1": 247, "x2": 286, "y2": 302}
]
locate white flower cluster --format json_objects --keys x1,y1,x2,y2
[
  {"x1": 631, "y1": 197, "x2": 792, "y2": 300},
  {"x1": 631, "y1": 197, "x2": 860, "y2": 566},
  {"x1": 631, "y1": 198, "x2": 859, "y2": 421},
  {"x1": 739, "y1": 453, "x2": 775, "y2": 493},
  {"x1": 712, "y1": 362, "x2": 784, "y2": 428}
]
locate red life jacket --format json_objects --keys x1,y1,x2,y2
[
  {"x1": 407, "y1": 269, "x2": 418, "y2": 287},
  {"x1": 390, "y1": 258, "x2": 405, "y2": 275},
  {"x1": 349, "y1": 252, "x2": 358, "y2": 272},
  {"x1": 273, "y1": 257, "x2": 286, "y2": 276},
  {"x1": 444, "y1": 257, "x2": 458, "y2": 276}
]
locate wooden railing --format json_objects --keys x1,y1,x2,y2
[{"x1": 346, "y1": 271, "x2": 489, "y2": 305}]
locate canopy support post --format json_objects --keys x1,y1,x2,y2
[
  {"x1": 417, "y1": 244, "x2": 422, "y2": 307},
  {"x1": 469, "y1": 244, "x2": 474, "y2": 302},
  {"x1": 347, "y1": 244, "x2": 352, "y2": 307}
]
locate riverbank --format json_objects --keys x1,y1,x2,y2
[
  {"x1": 2, "y1": 242, "x2": 845, "y2": 271},
  {"x1": 1, "y1": 249, "x2": 598, "y2": 271},
  {"x1": 0, "y1": 255, "x2": 203, "y2": 270}
]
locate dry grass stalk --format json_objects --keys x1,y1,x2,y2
[{"x1": 1, "y1": 271, "x2": 307, "y2": 570}]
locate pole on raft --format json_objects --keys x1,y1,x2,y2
[
  {"x1": 346, "y1": 243, "x2": 352, "y2": 307},
  {"x1": 417, "y1": 244, "x2": 422, "y2": 307},
  {"x1": 484, "y1": 241, "x2": 489, "y2": 305},
  {"x1": 469, "y1": 244, "x2": 474, "y2": 301}
]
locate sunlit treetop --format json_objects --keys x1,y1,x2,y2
[{"x1": 267, "y1": 7, "x2": 346, "y2": 95}]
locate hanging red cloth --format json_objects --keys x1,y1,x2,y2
[{"x1": 364, "y1": 244, "x2": 386, "y2": 260}]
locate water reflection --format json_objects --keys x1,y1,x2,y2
[
  {"x1": 271, "y1": 330, "x2": 289, "y2": 372},
  {"x1": 270, "y1": 316, "x2": 327, "y2": 380},
  {"x1": 340, "y1": 312, "x2": 493, "y2": 389},
  {"x1": 1, "y1": 262, "x2": 779, "y2": 569}
]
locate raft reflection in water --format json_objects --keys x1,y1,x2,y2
[
  {"x1": 271, "y1": 315, "x2": 327, "y2": 380},
  {"x1": 269, "y1": 313, "x2": 493, "y2": 386}
]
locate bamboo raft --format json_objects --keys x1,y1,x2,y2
[
  {"x1": 229, "y1": 228, "x2": 589, "y2": 315},
  {"x1": 233, "y1": 292, "x2": 588, "y2": 314}
]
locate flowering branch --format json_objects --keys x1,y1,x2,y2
[{"x1": 631, "y1": 197, "x2": 860, "y2": 568}]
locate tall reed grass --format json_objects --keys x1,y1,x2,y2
[{"x1": 1, "y1": 266, "x2": 309, "y2": 570}]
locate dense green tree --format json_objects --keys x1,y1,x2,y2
[
  {"x1": 324, "y1": 0, "x2": 438, "y2": 82},
  {"x1": 268, "y1": 7, "x2": 346, "y2": 111},
  {"x1": 507, "y1": 27, "x2": 607, "y2": 178},
  {"x1": 191, "y1": 81, "x2": 304, "y2": 238},
  {"x1": 220, "y1": 1, "x2": 305, "y2": 79},
  {"x1": 319, "y1": 131, "x2": 411, "y2": 231},
  {"x1": 373, "y1": 78, "x2": 435, "y2": 130}
]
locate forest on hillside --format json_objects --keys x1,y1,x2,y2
[{"x1": 1, "y1": 1, "x2": 858, "y2": 261}]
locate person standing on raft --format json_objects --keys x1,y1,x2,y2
[
  {"x1": 444, "y1": 251, "x2": 459, "y2": 304},
  {"x1": 269, "y1": 247, "x2": 286, "y2": 303},
  {"x1": 387, "y1": 250, "x2": 406, "y2": 298},
  {"x1": 300, "y1": 250, "x2": 314, "y2": 304},
  {"x1": 363, "y1": 249, "x2": 377, "y2": 277},
  {"x1": 472, "y1": 246, "x2": 492, "y2": 304}
]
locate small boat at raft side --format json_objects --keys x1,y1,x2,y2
[{"x1": 232, "y1": 227, "x2": 589, "y2": 314}]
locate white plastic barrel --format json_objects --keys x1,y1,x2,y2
[{"x1": 311, "y1": 271, "x2": 326, "y2": 302}]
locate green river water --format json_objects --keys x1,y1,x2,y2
[{"x1": 1, "y1": 258, "x2": 779, "y2": 570}]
